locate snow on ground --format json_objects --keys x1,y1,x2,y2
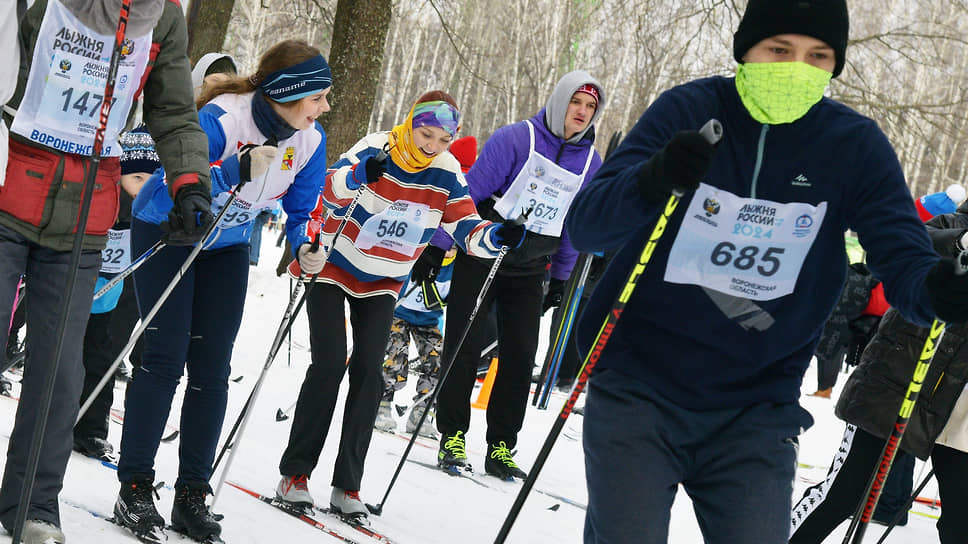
[{"x1": 0, "y1": 233, "x2": 945, "y2": 543}]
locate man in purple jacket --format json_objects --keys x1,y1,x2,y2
[{"x1": 427, "y1": 71, "x2": 605, "y2": 480}]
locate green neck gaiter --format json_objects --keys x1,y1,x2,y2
[{"x1": 735, "y1": 62, "x2": 832, "y2": 125}]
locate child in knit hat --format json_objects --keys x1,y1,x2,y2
[{"x1": 73, "y1": 126, "x2": 161, "y2": 462}]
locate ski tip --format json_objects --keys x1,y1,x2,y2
[
  {"x1": 275, "y1": 409, "x2": 289, "y2": 422},
  {"x1": 161, "y1": 430, "x2": 180, "y2": 443},
  {"x1": 364, "y1": 502, "x2": 382, "y2": 516},
  {"x1": 548, "y1": 503, "x2": 560, "y2": 511},
  {"x1": 231, "y1": 375, "x2": 244, "y2": 383}
]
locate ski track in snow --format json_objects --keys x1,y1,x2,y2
[{"x1": 0, "y1": 239, "x2": 942, "y2": 543}]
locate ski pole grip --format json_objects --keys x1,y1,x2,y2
[{"x1": 699, "y1": 118, "x2": 723, "y2": 146}]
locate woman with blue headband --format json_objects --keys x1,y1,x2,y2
[
  {"x1": 112, "y1": 39, "x2": 332, "y2": 543},
  {"x1": 274, "y1": 90, "x2": 526, "y2": 522}
]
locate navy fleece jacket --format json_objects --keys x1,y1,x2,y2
[{"x1": 567, "y1": 76, "x2": 939, "y2": 410}]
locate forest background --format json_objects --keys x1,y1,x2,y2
[{"x1": 186, "y1": 0, "x2": 968, "y2": 198}]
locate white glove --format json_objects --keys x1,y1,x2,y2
[
  {"x1": 297, "y1": 243, "x2": 326, "y2": 275},
  {"x1": 959, "y1": 230, "x2": 968, "y2": 252},
  {"x1": 240, "y1": 143, "x2": 277, "y2": 182}
]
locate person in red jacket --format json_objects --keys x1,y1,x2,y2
[{"x1": 0, "y1": 2, "x2": 208, "y2": 542}]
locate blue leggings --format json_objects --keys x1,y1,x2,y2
[{"x1": 117, "y1": 220, "x2": 248, "y2": 486}]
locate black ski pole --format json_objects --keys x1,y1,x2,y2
[
  {"x1": 366, "y1": 208, "x2": 532, "y2": 516},
  {"x1": 841, "y1": 315, "x2": 958, "y2": 543},
  {"x1": 875, "y1": 468, "x2": 934, "y2": 544},
  {"x1": 10, "y1": 2, "x2": 131, "y2": 542},
  {"x1": 211, "y1": 148, "x2": 387, "y2": 507},
  {"x1": 288, "y1": 276, "x2": 293, "y2": 367},
  {"x1": 494, "y1": 119, "x2": 722, "y2": 543}
]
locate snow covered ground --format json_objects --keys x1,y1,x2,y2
[{"x1": 0, "y1": 234, "x2": 944, "y2": 543}]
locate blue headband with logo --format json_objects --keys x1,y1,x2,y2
[{"x1": 259, "y1": 55, "x2": 332, "y2": 103}]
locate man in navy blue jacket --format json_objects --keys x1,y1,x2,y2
[{"x1": 566, "y1": 1, "x2": 968, "y2": 542}]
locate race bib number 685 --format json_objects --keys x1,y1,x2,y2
[{"x1": 664, "y1": 183, "x2": 827, "y2": 301}]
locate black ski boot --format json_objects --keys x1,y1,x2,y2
[
  {"x1": 73, "y1": 435, "x2": 117, "y2": 462},
  {"x1": 171, "y1": 481, "x2": 222, "y2": 542},
  {"x1": 485, "y1": 441, "x2": 528, "y2": 481},
  {"x1": 437, "y1": 430, "x2": 468, "y2": 474},
  {"x1": 114, "y1": 474, "x2": 167, "y2": 543}
]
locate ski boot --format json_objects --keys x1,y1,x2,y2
[
  {"x1": 437, "y1": 430, "x2": 468, "y2": 474},
  {"x1": 406, "y1": 402, "x2": 438, "y2": 439},
  {"x1": 114, "y1": 474, "x2": 167, "y2": 543},
  {"x1": 171, "y1": 481, "x2": 222, "y2": 543},
  {"x1": 329, "y1": 487, "x2": 368, "y2": 525},
  {"x1": 73, "y1": 436, "x2": 117, "y2": 462},
  {"x1": 276, "y1": 474, "x2": 314, "y2": 510},
  {"x1": 485, "y1": 441, "x2": 528, "y2": 481},
  {"x1": 22, "y1": 520, "x2": 65, "y2": 544},
  {"x1": 373, "y1": 400, "x2": 397, "y2": 432}
]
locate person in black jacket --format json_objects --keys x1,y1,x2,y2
[{"x1": 790, "y1": 199, "x2": 968, "y2": 543}]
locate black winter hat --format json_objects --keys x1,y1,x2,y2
[
  {"x1": 119, "y1": 126, "x2": 161, "y2": 176},
  {"x1": 733, "y1": 0, "x2": 849, "y2": 77}
]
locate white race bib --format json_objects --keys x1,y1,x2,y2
[
  {"x1": 100, "y1": 228, "x2": 131, "y2": 273},
  {"x1": 664, "y1": 183, "x2": 827, "y2": 301},
  {"x1": 356, "y1": 200, "x2": 429, "y2": 258},
  {"x1": 213, "y1": 195, "x2": 262, "y2": 229},
  {"x1": 10, "y1": 0, "x2": 150, "y2": 156},
  {"x1": 491, "y1": 121, "x2": 592, "y2": 237}
]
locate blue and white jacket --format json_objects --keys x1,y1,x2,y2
[
  {"x1": 133, "y1": 92, "x2": 325, "y2": 252},
  {"x1": 568, "y1": 76, "x2": 939, "y2": 411}
]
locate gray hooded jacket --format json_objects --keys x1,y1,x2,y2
[
  {"x1": 543, "y1": 70, "x2": 606, "y2": 144},
  {"x1": 62, "y1": 0, "x2": 165, "y2": 38}
]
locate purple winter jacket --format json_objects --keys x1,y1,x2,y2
[{"x1": 431, "y1": 109, "x2": 602, "y2": 279}]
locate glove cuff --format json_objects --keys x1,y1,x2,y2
[
  {"x1": 174, "y1": 179, "x2": 211, "y2": 201},
  {"x1": 421, "y1": 244, "x2": 446, "y2": 266},
  {"x1": 170, "y1": 173, "x2": 202, "y2": 195}
]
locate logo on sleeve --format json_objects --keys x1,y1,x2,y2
[
  {"x1": 791, "y1": 174, "x2": 811, "y2": 187},
  {"x1": 282, "y1": 146, "x2": 295, "y2": 170}
]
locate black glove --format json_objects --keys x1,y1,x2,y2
[
  {"x1": 926, "y1": 258, "x2": 968, "y2": 323},
  {"x1": 492, "y1": 220, "x2": 527, "y2": 249},
  {"x1": 411, "y1": 245, "x2": 446, "y2": 284},
  {"x1": 637, "y1": 130, "x2": 716, "y2": 202},
  {"x1": 355, "y1": 153, "x2": 387, "y2": 185},
  {"x1": 543, "y1": 278, "x2": 566, "y2": 314},
  {"x1": 160, "y1": 183, "x2": 214, "y2": 246}
]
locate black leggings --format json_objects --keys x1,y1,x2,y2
[{"x1": 278, "y1": 283, "x2": 395, "y2": 491}]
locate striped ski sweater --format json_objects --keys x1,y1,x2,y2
[{"x1": 298, "y1": 132, "x2": 503, "y2": 297}]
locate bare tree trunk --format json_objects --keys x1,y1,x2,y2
[
  {"x1": 187, "y1": 0, "x2": 237, "y2": 64},
  {"x1": 322, "y1": 0, "x2": 393, "y2": 165}
]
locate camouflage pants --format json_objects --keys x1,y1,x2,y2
[{"x1": 382, "y1": 317, "x2": 442, "y2": 402}]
